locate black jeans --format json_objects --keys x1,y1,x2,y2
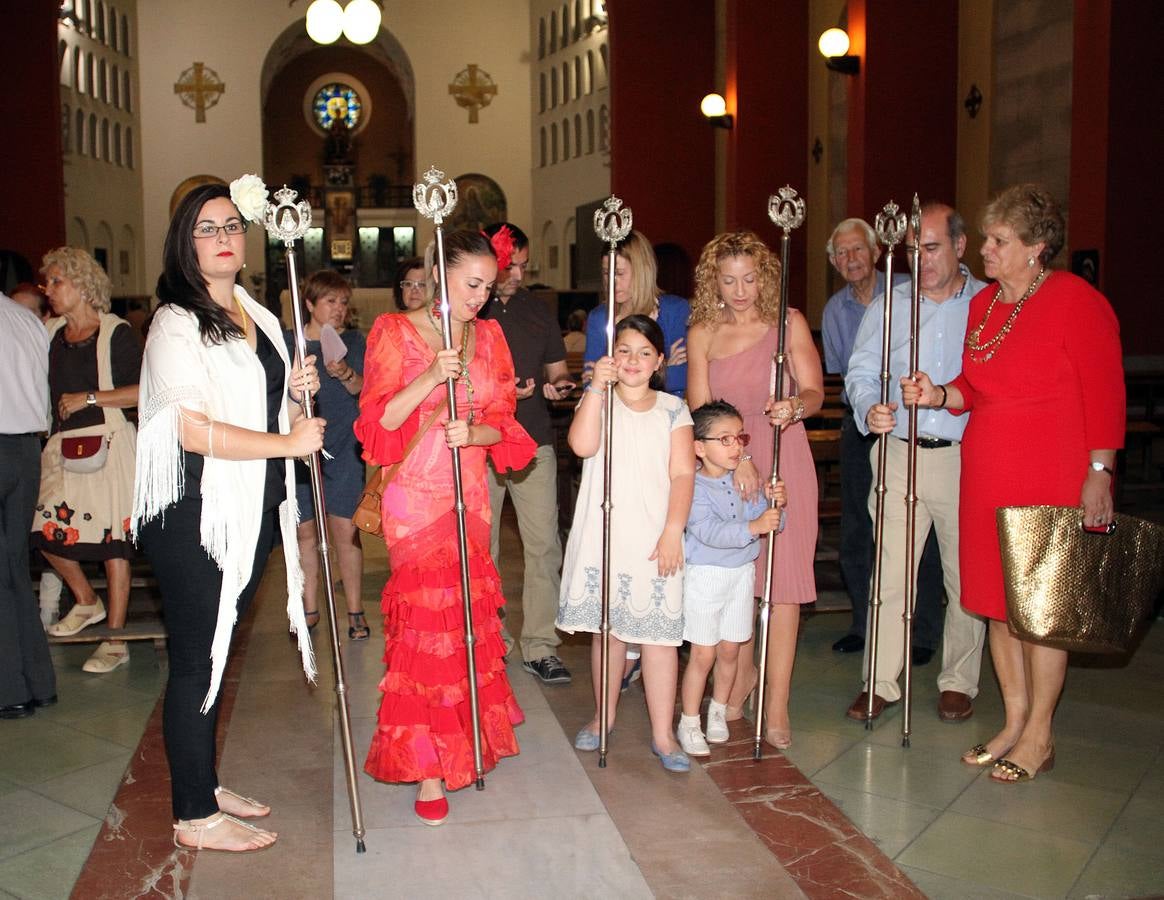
[
  {"x1": 0, "y1": 434, "x2": 56, "y2": 706},
  {"x1": 138, "y1": 498, "x2": 277, "y2": 820},
  {"x1": 838, "y1": 411, "x2": 945, "y2": 648}
]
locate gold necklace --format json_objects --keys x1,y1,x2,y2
[
  {"x1": 966, "y1": 267, "x2": 1048, "y2": 363},
  {"x1": 427, "y1": 304, "x2": 475, "y2": 422}
]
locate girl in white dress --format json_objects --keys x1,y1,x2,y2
[{"x1": 557, "y1": 315, "x2": 696, "y2": 771}]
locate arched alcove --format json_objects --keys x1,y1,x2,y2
[
  {"x1": 260, "y1": 20, "x2": 417, "y2": 291},
  {"x1": 68, "y1": 217, "x2": 90, "y2": 252},
  {"x1": 260, "y1": 21, "x2": 415, "y2": 198}
]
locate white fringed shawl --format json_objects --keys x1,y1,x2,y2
[{"x1": 131, "y1": 286, "x2": 315, "y2": 711}]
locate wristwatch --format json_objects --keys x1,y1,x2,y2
[
  {"x1": 85, "y1": 392, "x2": 97, "y2": 407},
  {"x1": 1089, "y1": 461, "x2": 1113, "y2": 476}
]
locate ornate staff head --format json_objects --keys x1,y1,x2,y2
[
  {"x1": 875, "y1": 200, "x2": 908, "y2": 250},
  {"x1": 767, "y1": 185, "x2": 806, "y2": 235},
  {"x1": 263, "y1": 186, "x2": 313, "y2": 248},
  {"x1": 593, "y1": 195, "x2": 633, "y2": 250},
  {"x1": 412, "y1": 165, "x2": 460, "y2": 336},
  {"x1": 413, "y1": 166, "x2": 458, "y2": 226}
]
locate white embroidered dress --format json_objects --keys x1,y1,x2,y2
[{"x1": 132, "y1": 287, "x2": 314, "y2": 710}]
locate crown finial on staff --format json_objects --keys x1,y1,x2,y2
[
  {"x1": 767, "y1": 186, "x2": 806, "y2": 235},
  {"x1": 262, "y1": 185, "x2": 313, "y2": 247},
  {"x1": 593, "y1": 195, "x2": 633, "y2": 249},
  {"x1": 875, "y1": 200, "x2": 908, "y2": 249},
  {"x1": 413, "y1": 166, "x2": 458, "y2": 225}
]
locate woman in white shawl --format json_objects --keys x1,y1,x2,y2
[{"x1": 132, "y1": 182, "x2": 324, "y2": 853}]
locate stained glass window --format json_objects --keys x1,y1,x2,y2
[{"x1": 313, "y1": 83, "x2": 362, "y2": 131}]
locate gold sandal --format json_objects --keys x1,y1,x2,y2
[
  {"x1": 215, "y1": 785, "x2": 270, "y2": 818},
  {"x1": 962, "y1": 743, "x2": 1003, "y2": 767},
  {"x1": 172, "y1": 812, "x2": 276, "y2": 852},
  {"x1": 991, "y1": 751, "x2": 1055, "y2": 783}
]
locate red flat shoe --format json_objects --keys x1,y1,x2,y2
[{"x1": 414, "y1": 797, "x2": 448, "y2": 826}]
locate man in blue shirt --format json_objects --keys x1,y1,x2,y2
[
  {"x1": 822, "y1": 220, "x2": 945, "y2": 659},
  {"x1": 843, "y1": 203, "x2": 988, "y2": 722}
]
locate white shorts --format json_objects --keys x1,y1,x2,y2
[{"x1": 682, "y1": 562, "x2": 756, "y2": 645}]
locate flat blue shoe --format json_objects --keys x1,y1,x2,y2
[
  {"x1": 651, "y1": 742, "x2": 691, "y2": 773},
  {"x1": 574, "y1": 727, "x2": 613, "y2": 751}
]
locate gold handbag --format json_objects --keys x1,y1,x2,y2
[{"x1": 996, "y1": 506, "x2": 1164, "y2": 653}]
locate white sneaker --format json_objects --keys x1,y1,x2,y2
[
  {"x1": 82, "y1": 641, "x2": 129, "y2": 673},
  {"x1": 677, "y1": 719, "x2": 710, "y2": 757},
  {"x1": 706, "y1": 701, "x2": 729, "y2": 743}
]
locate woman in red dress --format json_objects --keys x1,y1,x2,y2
[
  {"x1": 355, "y1": 231, "x2": 535, "y2": 824},
  {"x1": 905, "y1": 185, "x2": 1124, "y2": 783}
]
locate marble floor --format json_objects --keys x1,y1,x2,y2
[{"x1": 1, "y1": 503, "x2": 1162, "y2": 898}]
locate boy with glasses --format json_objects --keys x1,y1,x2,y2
[{"x1": 677, "y1": 400, "x2": 786, "y2": 755}]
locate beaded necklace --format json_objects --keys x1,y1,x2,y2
[
  {"x1": 965, "y1": 267, "x2": 1048, "y2": 363},
  {"x1": 428, "y1": 304, "x2": 475, "y2": 422}
]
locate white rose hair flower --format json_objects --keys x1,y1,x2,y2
[{"x1": 230, "y1": 174, "x2": 269, "y2": 224}]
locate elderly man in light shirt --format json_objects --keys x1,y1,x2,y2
[
  {"x1": 0, "y1": 292, "x2": 57, "y2": 719},
  {"x1": 843, "y1": 203, "x2": 988, "y2": 724}
]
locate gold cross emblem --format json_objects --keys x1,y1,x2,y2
[
  {"x1": 174, "y1": 62, "x2": 225, "y2": 124},
  {"x1": 448, "y1": 64, "x2": 497, "y2": 124}
]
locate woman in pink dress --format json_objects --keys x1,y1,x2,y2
[
  {"x1": 355, "y1": 231, "x2": 536, "y2": 825},
  {"x1": 687, "y1": 231, "x2": 823, "y2": 749}
]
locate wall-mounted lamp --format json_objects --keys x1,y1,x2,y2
[
  {"x1": 701, "y1": 93, "x2": 733, "y2": 129},
  {"x1": 300, "y1": 0, "x2": 382, "y2": 45},
  {"x1": 818, "y1": 27, "x2": 859, "y2": 76}
]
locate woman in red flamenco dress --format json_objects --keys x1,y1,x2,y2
[{"x1": 355, "y1": 231, "x2": 535, "y2": 825}]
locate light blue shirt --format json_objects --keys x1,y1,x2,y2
[
  {"x1": 684, "y1": 471, "x2": 783, "y2": 568},
  {"x1": 846, "y1": 264, "x2": 985, "y2": 441},
  {"x1": 821, "y1": 271, "x2": 908, "y2": 406}
]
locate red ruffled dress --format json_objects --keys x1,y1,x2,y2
[{"x1": 355, "y1": 314, "x2": 536, "y2": 789}]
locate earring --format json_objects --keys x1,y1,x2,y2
[
  {"x1": 717, "y1": 301, "x2": 725, "y2": 309},
  {"x1": 1027, "y1": 257, "x2": 1035, "y2": 268},
  {"x1": 242, "y1": 262, "x2": 248, "y2": 270}
]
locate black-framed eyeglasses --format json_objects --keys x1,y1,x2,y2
[
  {"x1": 399, "y1": 280, "x2": 426, "y2": 291},
  {"x1": 701, "y1": 433, "x2": 751, "y2": 448},
  {"x1": 193, "y1": 221, "x2": 248, "y2": 239}
]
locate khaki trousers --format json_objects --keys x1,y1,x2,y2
[
  {"x1": 862, "y1": 438, "x2": 986, "y2": 702},
  {"x1": 489, "y1": 444, "x2": 563, "y2": 661}
]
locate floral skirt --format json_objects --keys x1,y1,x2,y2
[
  {"x1": 31, "y1": 421, "x2": 136, "y2": 562},
  {"x1": 364, "y1": 509, "x2": 522, "y2": 791}
]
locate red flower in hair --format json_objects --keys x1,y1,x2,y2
[{"x1": 485, "y1": 226, "x2": 515, "y2": 272}]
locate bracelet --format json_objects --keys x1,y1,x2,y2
[
  {"x1": 790, "y1": 396, "x2": 805, "y2": 423},
  {"x1": 936, "y1": 384, "x2": 948, "y2": 409},
  {"x1": 583, "y1": 383, "x2": 605, "y2": 395},
  {"x1": 343, "y1": 370, "x2": 356, "y2": 384},
  {"x1": 740, "y1": 454, "x2": 752, "y2": 462}
]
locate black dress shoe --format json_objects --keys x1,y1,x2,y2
[
  {"x1": 911, "y1": 645, "x2": 936, "y2": 666},
  {"x1": 32, "y1": 695, "x2": 58, "y2": 708},
  {"x1": 0, "y1": 701, "x2": 35, "y2": 720},
  {"x1": 832, "y1": 634, "x2": 865, "y2": 654}
]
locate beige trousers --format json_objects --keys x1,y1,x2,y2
[
  {"x1": 488, "y1": 444, "x2": 564, "y2": 661},
  {"x1": 862, "y1": 438, "x2": 986, "y2": 702}
]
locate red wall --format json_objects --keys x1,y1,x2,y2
[
  {"x1": 1069, "y1": 0, "x2": 1161, "y2": 356},
  {"x1": 846, "y1": 0, "x2": 959, "y2": 221},
  {"x1": 0, "y1": 1, "x2": 66, "y2": 274},
  {"x1": 608, "y1": 2, "x2": 716, "y2": 279},
  {"x1": 724, "y1": 0, "x2": 809, "y2": 311}
]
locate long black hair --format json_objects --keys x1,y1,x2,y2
[
  {"x1": 156, "y1": 182, "x2": 245, "y2": 344},
  {"x1": 614, "y1": 313, "x2": 667, "y2": 391}
]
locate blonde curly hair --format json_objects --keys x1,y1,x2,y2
[
  {"x1": 40, "y1": 247, "x2": 112, "y2": 313},
  {"x1": 690, "y1": 230, "x2": 782, "y2": 328}
]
